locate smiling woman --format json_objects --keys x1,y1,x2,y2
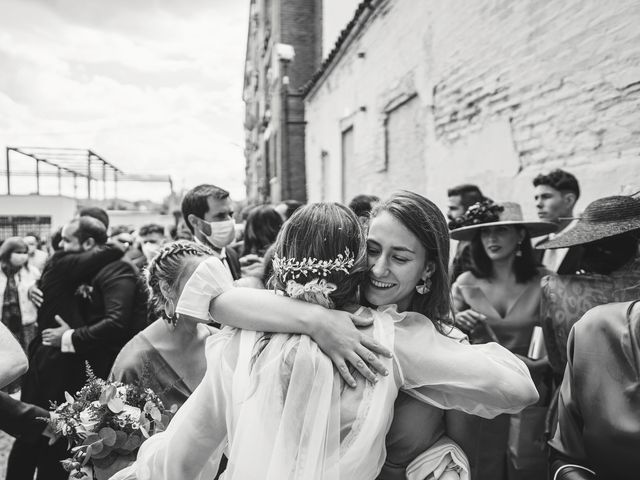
[
  {"x1": 365, "y1": 212, "x2": 432, "y2": 313},
  {"x1": 364, "y1": 191, "x2": 452, "y2": 330}
]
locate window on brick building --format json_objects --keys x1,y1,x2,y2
[{"x1": 383, "y1": 94, "x2": 426, "y2": 192}]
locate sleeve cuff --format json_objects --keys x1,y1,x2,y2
[{"x1": 61, "y1": 329, "x2": 76, "y2": 353}]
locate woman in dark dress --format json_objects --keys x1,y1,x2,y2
[{"x1": 110, "y1": 241, "x2": 226, "y2": 411}]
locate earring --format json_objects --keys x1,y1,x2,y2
[
  {"x1": 516, "y1": 242, "x2": 523, "y2": 257},
  {"x1": 164, "y1": 299, "x2": 177, "y2": 331},
  {"x1": 416, "y1": 277, "x2": 432, "y2": 295},
  {"x1": 163, "y1": 315, "x2": 177, "y2": 331}
]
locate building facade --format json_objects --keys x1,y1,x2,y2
[
  {"x1": 243, "y1": 0, "x2": 323, "y2": 204},
  {"x1": 303, "y1": 0, "x2": 640, "y2": 215}
]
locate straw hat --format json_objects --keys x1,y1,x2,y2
[
  {"x1": 449, "y1": 202, "x2": 557, "y2": 242},
  {"x1": 538, "y1": 195, "x2": 640, "y2": 249}
]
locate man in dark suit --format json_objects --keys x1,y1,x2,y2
[
  {"x1": 181, "y1": 184, "x2": 241, "y2": 280},
  {"x1": 7, "y1": 216, "x2": 146, "y2": 480},
  {"x1": 41, "y1": 218, "x2": 148, "y2": 379},
  {"x1": 447, "y1": 184, "x2": 488, "y2": 282},
  {"x1": 532, "y1": 169, "x2": 584, "y2": 274}
]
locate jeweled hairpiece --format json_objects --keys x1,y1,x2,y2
[{"x1": 272, "y1": 248, "x2": 355, "y2": 282}]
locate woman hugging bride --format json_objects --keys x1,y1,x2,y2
[{"x1": 111, "y1": 199, "x2": 537, "y2": 480}]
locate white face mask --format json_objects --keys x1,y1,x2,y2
[
  {"x1": 10, "y1": 253, "x2": 29, "y2": 267},
  {"x1": 175, "y1": 257, "x2": 233, "y2": 321},
  {"x1": 198, "y1": 218, "x2": 236, "y2": 249},
  {"x1": 141, "y1": 242, "x2": 162, "y2": 262}
]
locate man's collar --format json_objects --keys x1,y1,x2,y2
[{"x1": 551, "y1": 218, "x2": 579, "y2": 239}]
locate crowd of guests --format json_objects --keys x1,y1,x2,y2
[{"x1": 0, "y1": 171, "x2": 638, "y2": 480}]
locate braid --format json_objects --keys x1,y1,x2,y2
[{"x1": 144, "y1": 240, "x2": 213, "y2": 321}]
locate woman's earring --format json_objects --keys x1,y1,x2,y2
[
  {"x1": 164, "y1": 299, "x2": 177, "y2": 331},
  {"x1": 415, "y1": 277, "x2": 432, "y2": 295},
  {"x1": 516, "y1": 242, "x2": 523, "y2": 257}
]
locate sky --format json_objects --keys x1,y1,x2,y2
[{"x1": 0, "y1": 0, "x2": 250, "y2": 202}]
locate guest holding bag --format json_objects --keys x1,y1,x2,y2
[{"x1": 448, "y1": 201, "x2": 556, "y2": 480}]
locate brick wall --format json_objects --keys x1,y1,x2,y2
[
  {"x1": 304, "y1": 0, "x2": 640, "y2": 214},
  {"x1": 280, "y1": 0, "x2": 323, "y2": 90},
  {"x1": 244, "y1": 0, "x2": 320, "y2": 204}
]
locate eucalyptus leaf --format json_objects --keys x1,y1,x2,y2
[{"x1": 98, "y1": 427, "x2": 117, "y2": 446}]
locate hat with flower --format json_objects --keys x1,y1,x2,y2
[{"x1": 449, "y1": 200, "x2": 557, "y2": 242}]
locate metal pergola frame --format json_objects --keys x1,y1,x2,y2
[{"x1": 4, "y1": 146, "x2": 173, "y2": 199}]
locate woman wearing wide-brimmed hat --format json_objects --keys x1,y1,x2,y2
[
  {"x1": 447, "y1": 200, "x2": 557, "y2": 480},
  {"x1": 538, "y1": 194, "x2": 640, "y2": 275},
  {"x1": 539, "y1": 195, "x2": 640, "y2": 480}
]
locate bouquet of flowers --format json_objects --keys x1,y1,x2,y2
[{"x1": 49, "y1": 364, "x2": 171, "y2": 479}]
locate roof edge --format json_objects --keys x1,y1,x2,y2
[{"x1": 300, "y1": 0, "x2": 377, "y2": 99}]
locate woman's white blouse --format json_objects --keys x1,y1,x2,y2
[{"x1": 117, "y1": 305, "x2": 537, "y2": 480}]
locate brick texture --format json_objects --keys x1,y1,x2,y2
[
  {"x1": 304, "y1": 0, "x2": 640, "y2": 214},
  {"x1": 243, "y1": 0, "x2": 321, "y2": 204}
]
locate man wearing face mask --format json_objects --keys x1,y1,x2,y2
[
  {"x1": 181, "y1": 184, "x2": 241, "y2": 280},
  {"x1": 133, "y1": 223, "x2": 168, "y2": 268}
]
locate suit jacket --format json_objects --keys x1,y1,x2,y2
[
  {"x1": 22, "y1": 247, "x2": 125, "y2": 409},
  {"x1": 36, "y1": 246, "x2": 124, "y2": 331},
  {"x1": 533, "y1": 237, "x2": 584, "y2": 275},
  {"x1": 0, "y1": 392, "x2": 49, "y2": 441},
  {"x1": 73, "y1": 258, "x2": 147, "y2": 378}
]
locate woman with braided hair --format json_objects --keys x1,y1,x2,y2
[
  {"x1": 111, "y1": 202, "x2": 537, "y2": 480},
  {"x1": 110, "y1": 241, "x2": 226, "y2": 411}
]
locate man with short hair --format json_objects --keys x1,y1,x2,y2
[
  {"x1": 181, "y1": 184, "x2": 241, "y2": 280},
  {"x1": 47, "y1": 218, "x2": 147, "y2": 378},
  {"x1": 78, "y1": 206, "x2": 110, "y2": 229},
  {"x1": 447, "y1": 184, "x2": 487, "y2": 282},
  {"x1": 532, "y1": 169, "x2": 584, "y2": 273},
  {"x1": 138, "y1": 223, "x2": 167, "y2": 264},
  {"x1": 348, "y1": 194, "x2": 379, "y2": 225},
  {"x1": 23, "y1": 232, "x2": 48, "y2": 272},
  {"x1": 447, "y1": 184, "x2": 485, "y2": 222},
  {"x1": 8, "y1": 216, "x2": 123, "y2": 480}
]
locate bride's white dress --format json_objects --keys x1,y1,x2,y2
[{"x1": 112, "y1": 305, "x2": 537, "y2": 480}]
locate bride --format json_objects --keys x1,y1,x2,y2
[{"x1": 112, "y1": 202, "x2": 537, "y2": 480}]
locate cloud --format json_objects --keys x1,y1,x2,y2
[{"x1": 0, "y1": 0, "x2": 249, "y2": 201}]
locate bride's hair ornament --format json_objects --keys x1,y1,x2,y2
[
  {"x1": 272, "y1": 248, "x2": 355, "y2": 308},
  {"x1": 272, "y1": 247, "x2": 355, "y2": 281}
]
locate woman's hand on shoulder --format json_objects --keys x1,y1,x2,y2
[{"x1": 307, "y1": 309, "x2": 392, "y2": 388}]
